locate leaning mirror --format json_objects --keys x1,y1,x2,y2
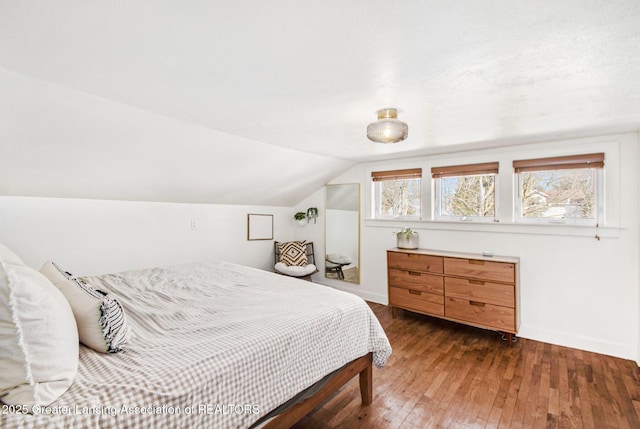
[{"x1": 325, "y1": 184, "x2": 360, "y2": 284}]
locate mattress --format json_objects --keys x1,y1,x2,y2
[{"x1": 2, "y1": 260, "x2": 391, "y2": 429}]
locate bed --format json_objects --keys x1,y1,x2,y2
[{"x1": 1, "y1": 259, "x2": 391, "y2": 429}]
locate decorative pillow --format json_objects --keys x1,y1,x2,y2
[
  {"x1": 278, "y1": 241, "x2": 308, "y2": 266},
  {"x1": 0, "y1": 249, "x2": 79, "y2": 406},
  {"x1": 40, "y1": 261, "x2": 130, "y2": 354}
]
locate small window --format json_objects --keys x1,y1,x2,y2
[
  {"x1": 513, "y1": 153, "x2": 604, "y2": 224},
  {"x1": 372, "y1": 168, "x2": 421, "y2": 219},
  {"x1": 432, "y1": 162, "x2": 499, "y2": 221}
]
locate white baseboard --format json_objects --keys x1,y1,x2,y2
[{"x1": 518, "y1": 324, "x2": 636, "y2": 362}]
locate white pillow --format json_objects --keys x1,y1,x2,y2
[
  {"x1": 0, "y1": 243, "x2": 24, "y2": 266},
  {"x1": 0, "y1": 254, "x2": 79, "y2": 406},
  {"x1": 275, "y1": 262, "x2": 318, "y2": 277},
  {"x1": 40, "y1": 261, "x2": 130, "y2": 354}
]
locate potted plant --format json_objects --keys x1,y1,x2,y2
[
  {"x1": 294, "y1": 211, "x2": 307, "y2": 225},
  {"x1": 395, "y1": 227, "x2": 419, "y2": 249},
  {"x1": 306, "y1": 207, "x2": 319, "y2": 224}
]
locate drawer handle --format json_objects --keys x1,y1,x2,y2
[
  {"x1": 469, "y1": 260, "x2": 485, "y2": 266},
  {"x1": 408, "y1": 271, "x2": 421, "y2": 276},
  {"x1": 469, "y1": 300, "x2": 485, "y2": 307},
  {"x1": 469, "y1": 279, "x2": 485, "y2": 285},
  {"x1": 409, "y1": 289, "x2": 422, "y2": 295}
]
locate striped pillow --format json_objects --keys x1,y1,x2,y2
[
  {"x1": 278, "y1": 241, "x2": 308, "y2": 266},
  {"x1": 40, "y1": 261, "x2": 130, "y2": 353}
]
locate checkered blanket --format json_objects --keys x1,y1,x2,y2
[{"x1": 2, "y1": 261, "x2": 391, "y2": 429}]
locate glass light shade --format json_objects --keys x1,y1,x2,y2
[{"x1": 366, "y1": 108, "x2": 408, "y2": 143}]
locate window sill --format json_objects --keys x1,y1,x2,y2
[{"x1": 364, "y1": 218, "x2": 623, "y2": 238}]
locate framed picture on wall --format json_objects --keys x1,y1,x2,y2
[{"x1": 247, "y1": 214, "x2": 274, "y2": 240}]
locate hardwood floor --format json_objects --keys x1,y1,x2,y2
[{"x1": 293, "y1": 302, "x2": 640, "y2": 429}]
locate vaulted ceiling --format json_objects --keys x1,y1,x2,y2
[{"x1": 1, "y1": 1, "x2": 639, "y2": 205}]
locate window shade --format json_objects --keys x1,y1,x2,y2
[
  {"x1": 513, "y1": 153, "x2": 604, "y2": 173},
  {"x1": 431, "y1": 162, "x2": 499, "y2": 178},
  {"x1": 371, "y1": 168, "x2": 422, "y2": 182}
]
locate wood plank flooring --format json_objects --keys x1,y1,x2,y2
[{"x1": 292, "y1": 303, "x2": 640, "y2": 429}]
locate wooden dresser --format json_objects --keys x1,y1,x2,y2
[{"x1": 387, "y1": 248, "x2": 520, "y2": 342}]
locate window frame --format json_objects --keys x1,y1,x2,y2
[
  {"x1": 432, "y1": 162, "x2": 499, "y2": 222},
  {"x1": 371, "y1": 168, "x2": 422, "y2": 220},
  {"x1": 513, "y1": 153, "x2": 604, "y2": 225}
]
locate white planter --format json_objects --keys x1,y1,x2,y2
[{"x1": 397, "y1": 233, "x2": 418, "y2": 249}]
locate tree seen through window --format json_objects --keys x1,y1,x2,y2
[
  {"x1": 378, "y1": 178, "x2": 421, "y2": 217},
  {"x1": 439, "y1": 175, "x2": 495, "y2": 217},
  {"x1": 520, "y1": 169, "x2": 595, "y2": 219}
]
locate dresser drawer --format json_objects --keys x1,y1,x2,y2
[
  {"x1": 388, "y1": 252, "x2": 443, "y2": 273},
  {"x1": 389, "y1": 286, "x2": 444, "y2": 316},
  {"x1": 445, "y1": 297, "x2": 515, "y2": 332},
  {"x1": 445, "y1": 277, "x2": 514, "y2": 308},
  {"x1": 444, "y1": 257, "x2": 515, "y2": 284},
  {"x1": 389, "y1": 268, "x2": 444, "y2": 294}
]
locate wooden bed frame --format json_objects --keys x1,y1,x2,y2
[{"x1": 263, "y1": 353, "x2": 373, "y2": 428}]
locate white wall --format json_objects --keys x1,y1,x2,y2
[
  {"x1": 0, "y1": 196, "x2": 295, "y2": 275},
  {"x1": 306, "y1": 133, "x2": 639, "y2": 363}
]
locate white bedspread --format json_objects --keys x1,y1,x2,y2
[{"x1": 2, "y1": 261, "x2": 391, "y2": 429}]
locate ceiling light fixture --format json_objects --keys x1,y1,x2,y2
[{"x1": 366, "y1": 108, "x2": 408, "y2": 143}]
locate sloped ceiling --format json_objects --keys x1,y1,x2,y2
[{"x1": 1, "y1": 1, "x2": 639, "y2": 205}]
